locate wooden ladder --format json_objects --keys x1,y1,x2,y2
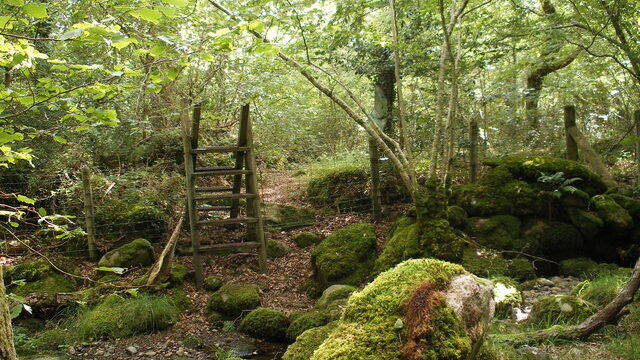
[{"x1": 181, "y1": 102, "x2": 267, "y2": 286}]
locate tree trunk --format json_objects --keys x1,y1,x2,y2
[
  {"x1": 369, "y1": 138, "x2": 382, "y2": 221},
  {"x1": 469, "y1": 118, "x2": 479, "y2": 182},
  {"x1": 146, "y1": 216, "x2": 183, "y2": 286},
  {"x1": 564, "y1": 105, "x2": 579, "y2": 160},
  {"x1": 635, "y1": 110, "x2": 640, "y2": 185},
  {"x1": 566, "y1": 126, "x2": 616, "y2": 186},
  {"x1": 0, "y1": 267, "x2": 17, "y2": 360}
]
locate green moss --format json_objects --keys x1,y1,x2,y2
[
  {"x1": 6, "y1": 260, "x2": 54, "y2": 282},
  {"x1": 263, "y1": 203, "x2": 316, "y2": 230},
  {"x1": 30, "y1": 328, "x2": 70, "y2": 351},
  {"x1": 294, "y1": 232, "x2": 322, "y2": 248},
  {"x1": 461, "y1": 248, "x2": 508, "y2": 279},
  {"x1": 311, "y1": 259, "x2": 469, "y2": 360},
  {"x1": 447, "y1": 205, "x2": 468, "y2": 230},
  {"x1": 559, "y1": 258, "x2": 598, "y2": 277},
  {"x1": 609, "y1": 194, "x2": 640, "y2": 220},
  {"x1": 591, "y1": 195, "x2": 634, "y2": 231},
  {"x1": 311, "y1": 223, "x2": 377, "y2": 290},
  {"x1": 451, "y1": 181, "x2": 545, "y2": 217},
  {"x1": 565, "y1": 208, "x2": 604, "y2": 240},
  {"x1": 72, "y1": 294, "x2": 180, "y2": 340},
  {"x1": 286, "y1": 312, "x2": 329, "y2": 342},
  {"x1": 483, "y1": 156, "x2": 607, "y2": 196},
  {"x1": 375, "y1": 217, "x2": 421, "y2": 272},
  {"x1": 467, "y1": 215, "x2": 531, "y2": 252},
  {"x1": 98, "y1": 238, "x2": 155, "y2": 268},
  {"x1": 267, "y1": 240, "x2": 290, "y2": 258},
  {"x1": 238, "y1": 308, "x2": 289, "y2": 342},
  {"x1": 207, "y1": 283, "x2": 262, "y2": 318},
  {"x1": 283, "y1": 322, "x2": 338, "y2": 360},
  {"x1": 560, "y1": 189, "x2": 590, "y2": 209},
  {"x1": 507, "y1": 258, "x2": 536, "y2": 281},
  {"x1": 307, "y1": 168, "x2": 370, "y2": 208},
  {"x1": 522, "y1": 219, "x2": 583, "y2": 259},
  {"x1": 169, "y1": 264, "x2": 189, "y2": 285},
  {"x1": 10, "y1": 273, "x2": 77, "y2": 297},
  {"x1": 5, "y1": 260, "x2": 77, "y2": 296},
  {"x1": 203, "y1": 276, "x2": 224, "y2": 292},
  {"x1": 316, "y1": 285, "x2": 357, "y2": 308},
  {"x1": 529, "y1": 295, "x2": 595, "y2": 325},
  {"x1": 168, "y1": 288, "x2": 190, "y2": 310},
  {"x1": 96, "y1": 200, "x2": 167, "y2": 242},
  {"x1": 492, "y1": 279, "x2": 522, "y2": 319}
]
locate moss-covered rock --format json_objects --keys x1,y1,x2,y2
[
  {"x1": 310, "y1": 258, "x2": 494, "y2": 360},
  {"x1": 5, "y1": 260, "x2": 78, "y2": 296},
  {"x1": 207, "y1": 283, "x2": 261, "y2": 318},
  {"x1": 169, "y1": 264, "x2": 189, "y2": 286},
  {"x1": 286, "y1": 312, "x2": 329, "y2": 342},
  {"x1": 591, "y1": 195, "x2": 634, "y2": 233},
  {"x1": 263, "y1": 203, "x2": 316, "y2": 230},
  {"x1": 529, "y1": 295, "x2": 595, "y2": 325},
  {"x1": 98, "y1": 238, "x2": 155, "y2": 268},
  {"x1": 461, "y1": 248, "x2": 509, "y2": 279},
  {"x1": 316, "y1": 285, "x2": 357, "y2": 308},
  {"x1": 203, "y1": 276, "x2": 224, "y2": 292},
  {"x1": 375, "y1": 216, "x2": 466, "y2": 273},
  {"x1": 522, "y1": 219, "x2": 584, "y2": 259},
  {"x1": 282, "y1": 322, "x2": 338, "y2": 360},
  {"x1": 294, "y1": 232, "x2": 322, "y2": 248},
  {"x1": 492, "y1": 277, "x2": 522, "y2": 319},
  {"x1": 310, "y1": 223, "x2": 377, "y2": 290},
  {"x1": 267, "y1": 240, "x2": 290, "y2": 258},
  {"x1": 73, "y1": 294, "x2": 180, "y2": 340},
  {"x1": 560, "y1": 189, "x2": 590, "y2": 209},
  {"x1": 559, "y1": 258, "x2": 598, "y2": 277},
  {"x1": 447, "y1": 205, "x2": 468, "y2": 230},
  {"x1": 565, "y1": 208, "x2": 604, "y2": 241},
  {"x1": 507, "y1": 258, "x2": 536, "y2": 281},
  {"x1": 238, "y1": 308, "x2": 289, "y2": 342},
  {"x1": 609, "y1": 194, "x2": 640, "y2": 220},
  {"x1": 96, "y1": 200, "x2": 168, "y2": 242},
  {"x1": 467, "y1": 215, "x2": 532, "y2": 252},
  {"x1": 452, "y1": 180, "x2": 545, "y2": 217}
]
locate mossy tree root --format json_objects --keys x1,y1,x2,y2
[{"x1": 496, "y1": 256, "x2": 640, "y2": 346}]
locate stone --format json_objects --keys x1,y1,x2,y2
[
  {"x1": 98, "y1": 238, "x2": 155, "y2": 268},
  {"x1": 126, "y1": 346, "x2": 138, "y2": 355},
  {"x1": 206, "y1": 283, "x2": 262, "y2": 318},
  {"x1": 263, "y1": 203, "x2": 316, "y2": 229}
]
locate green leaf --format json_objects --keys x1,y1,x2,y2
[
  {"x1": 10, "y1": 304, "x2": 22, "y2": 319},
  {"x1": 16, "y1": 194, "x2": 35, "y2": 204},
  {"x1": 126, "y1": 288, "x2": 139, "y2": 297},
  {"x1": 157, "y1": 6, "x2": 176, "y2": 18},
  {"x1": 96, "y1": 266, "x2": 126, "y2": 275},
  {"x1": 160, "y1": 0, "x2": 188, "y2": 7},
  {"x1": 23, "y1": 3, "x2": 48, "y2": 18},
  {"x1": 53, "y1": 136, "x2": 67, "y2": 144},
  {"x1": 38, "y1": 207, "x2": 47, "y2": 216},
  {"x1": 9, "y1": 222, "x2": 19, "y2": 227},
  {"x1": 248, "y1": 20, "x2": 264, "y2": 32},
  {"x1": 11, "y1": 279, "x2": 26, "y2": 286},
  {"x1": 60, "y1": 28, "x2": 84, "y2": 40},
  {"x1": 6, "y1": 0, "x2": 24, "y2": 6},
  {"x1": 166, "y1": 67, "x2": 180, "y2": 81},
  {"x1": 394, "y1": 318, "x2": 403, "y2": 329},
  {"x1": 130, "y1": 8, "x2": 163, "y2": 24}
]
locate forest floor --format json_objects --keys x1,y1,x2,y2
[{"x1": 12, "y1": 170, "x2": 639, "y2": 360}]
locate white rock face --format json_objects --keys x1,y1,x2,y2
[{"x1": 444, "y1": 274, "x2": 496, "y2": 360}]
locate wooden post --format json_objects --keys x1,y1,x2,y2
[
  {"x1": 230, "y1": 108, "x2": 248, "y2": 219},
  {"x1": 0, "y1": 267, "x2": 18, "y2": 360},
  {"x1": 635, "y1": 110, "x2": 640, "y2": 185},
  {"x1": 242, "y1": 105, "x2": 268, "y2": 273},
  {"x1": 469, "y1": 118, "x2": 479, "y2": 182},
  {"x1": 181, "y1": 101, "x2": 204, "y2": 286},
  {"x1": 81, "y1": 167, "x2": 97, "y2": 261},
  {"x1": 369, "y1": 138, "x2": 382, "y2": 221},
  {"x1": 564, "y1": 105, "x2": 579, "y2": 161}
]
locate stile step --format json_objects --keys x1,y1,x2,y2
[
  {"x1": 196, "y1": 206, "x2": 232, "y2": 211},
  {"x1": 198, "y1": 241, "x2": 261, "y2": 254},
  {"x1": 197, "y1": 217, "x2": 258, "y2": 225},
  {"x1": 191, "y1": 146, "x2": 250, "y2": 154},
  {"x1": 195, "y1": 193, "x2": 256, "y2": 201},
  {"x1": 192, "y1": 169, "x2": 252, "y2": 177},
  {"x1": 195, "y1": 186, "x2": 234, "y2": 193}
]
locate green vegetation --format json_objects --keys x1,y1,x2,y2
[
  {"x1": 286, "y1": 312, "x2": 329, "y2": 342},
  {"x1": 203, "y1": 276, "x2": 224, "y2": 292},
  {"x1": 98, "y1": 238, "x2": 155, "y2": 268},
  {"x1": 263, "y1": 203, "x2": 316, "y2": 230},
  {"x1": 294, "y1": 232, "x2": 322, "y2": 248},
  {"x1": 207, "y1": 283, "x2": 262, "y2": 318},
  {"x1": 283, "y1": 322, "x2": 339, "y2": 360},
  {"x1": 238, "y1": 308, "x2": 289, "y2": 342},
  {"x1": 529, "y1": 295, "x2": 595, "y2": 325},
  {"x1": 5, "y1": 260, "x2": 78, "y2": 296},
  {"x1": 266, "y1": 240, "x2": 290, "y2": 258},
  {"x1": 559, "y1": 258, "x2": 599, "y2": 277}
]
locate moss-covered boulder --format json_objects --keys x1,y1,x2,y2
[
  {"x1": 307, "y1": 168, "x2": 369, "y2": 209},
  {"x1": 5, "y1": 260, "x2": 78, "y2": 296},
  {"x1": 609, "y1": 194, "x2": 640, "y2": 221},
  {"x1": 529, "y1": 295, "x2": 595, "y2": 325},
  {"x1": 492, "y1": 277, "x2": 522, "y2": 319},
  {"x1": 283, "y1": 322, "x2": 338, "y2": 360},
  {"x1": 559, "y1": 257, "x2": 598, "y2": 277},
  {"x1": 238, "y1": 308, "x2": 289, "y2": 342},
  {"x1": 461, "y1": 248, "x2": 508, "y2": 279},
  {"x1": 294, "y1": 232, "x2": 322, "y2": 248},
  {"x1": 467, "y1": 215, "x2": 533, "y2": 252},
  {"x1": 310, "y1": 223, "x2": 377, "y2": 290},
  {"x1": 522, "y1": 219, "x2": 584, "y2": 260},
  {"x1": 592, "y1": 195, "x2": 634, "y2": 234},
  {"x1": 286, "y1": 312, "x2": 329, "y2": 342},
  {"x1": 207, "y1": 283, "x2": 261, "y2": 318},
  {"x1": 316, "y1": 285, "x2": 357, "y2": 308},
  {"x1": 95, "y1": 201, "x2": 168, "y2": 242},
  {"x1": 73, "y1": 294, "x2": 180, "y2": 340},
  {"x1": 310, "y1": 259, "x2": 495, "y2": 360},
  {"x1": 169, "y1": 264, "x2": 189, "y2": 286},
  {"x1": 375, "y1": 216, "x2": 466, "y2": 273},
  {"x1": 263, "y1": 203, "x2": 316, "y2": 230},
  {"x1": 266, "y1": 240, "x2": 290, "y2": 258},
  {"x1": 565, "y1": 208, "x2": 604, "y2": 241},
  {"x1": 447, "y1": 205, "x2": 468, "y2": 230},
  {"x1": 98, "y1": 238, "x2": 155, "y2": 268},
  {"x1": 507, "y1": 258, "x2": 536, "y2": 281},
  {"x1": 203, "y1": 276, "x2": 224, "y2": 292}
]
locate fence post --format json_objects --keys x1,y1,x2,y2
[
  {"x1": 81, "y1": 167, "x2": 97, "y2": 261},
  {"x1": 564, "y1": 105, "x2": 579, "y2": 161},
  {"x1": 635, "y1": 110, "x2": 640, "y2": 185}
]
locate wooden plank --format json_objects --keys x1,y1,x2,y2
[
  {"x1": 197, "y1": 217, "x2": 258, "y2": 225},
  {"x1": 195, "y1": 186, "x2": 234, "y2": 193},
  {"x1": 199, "y1": 242, "x2": 261, "y2": 254},
  {"x1": 230, "y1": 107, "x2": 249, "y2": 219},
  {"x1": 181, "y1": 100, "x2": 203, "y2": 286},
  {"x1": 195, "y1": 166, "x2": 236, "y2": 171},
  {"x1": 195, "y1": 193, "x2": 256, "y2": 201},
  {"x1": 192, "y1": 169, "x2": 252, "y2": 177},
  {"x1": 243, "y1": 104, "x2": 268, "y2": 273},
  {"x1": 196, "y1": 206, "x2": 232, "y2": 211},
  {"x1": 192, "y1": 146, "x2": 250, "y2": 154}
]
